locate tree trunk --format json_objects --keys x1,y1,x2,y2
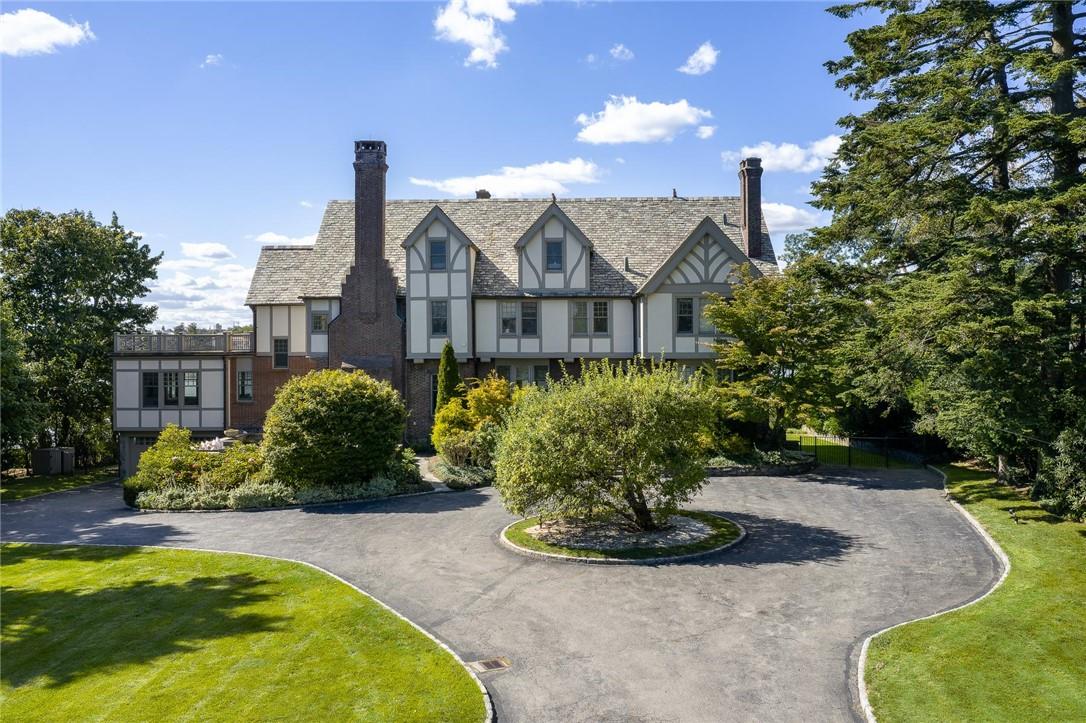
[{"x1": 623, "y1": 486, "x2": 657, "y2": 531}]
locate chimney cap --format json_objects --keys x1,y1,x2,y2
[
  {"x1": 475, "y1": 189, "x2": 491, "y2": 199},
  {"x1": 354, "y1": 140, "x2": 387, "y2": 162},
  {"x1": 740, "y1": 157, "x2": 762, "y2": 169}
]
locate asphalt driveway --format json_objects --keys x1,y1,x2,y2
[{"x1": 1, "y1": 468, "x2": 1000, "y2": 722}]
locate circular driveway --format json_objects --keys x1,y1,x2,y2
[{"x1": 1, "y1": 468, "x2": 999, "y2": 722}]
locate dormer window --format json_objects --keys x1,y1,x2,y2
[
  {"x1": 545, "y1": 239, "x2": 563, "y2": 271},
  {"x1": 429, "y1": 239, "x2": 447, "y2": 271}
]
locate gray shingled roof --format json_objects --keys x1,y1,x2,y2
[{"x1": 246, "y1": 197, "x2": 778, "y2": 305}]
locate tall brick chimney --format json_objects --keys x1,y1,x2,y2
[
  {"x1": 738, "y1": 157, "x2": 763, "y2": 259},
  {"x1": 328, "y1": 139, "x2": 404, "y2": 392}
]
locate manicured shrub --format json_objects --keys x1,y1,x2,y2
[
  {"x1": 495, "y1": 359, "x2": 716, "y2": 531},
  {"x1": 464, "y1": 373, "x2": 514, "y2": 426},
  {"x1": 1036, "y1": 421, "x2": 1086, "y2": 521},
  {"x1": 435, "y1": 340, "x2": 463, "y2": 412},
  {"x1": 292, "y1": 477, "x2": 397, "y2": 506},
  {"x1": 432, "y1": 459, "x2": 494, "y2": 490},
  {"x1": 262, "y1": 369, "x2": 407, "y2": 488},
  {"x1": 431, "y1": 400, "x2": 474, "y2": 455},
  {"x1": 383, "y1": 445, "x2": 425, "y2": 491},
  {"x1": 226, "y1": 480, "x2": 295, "y2": 509},
  {"x1": 125, "y1": 424, "x2": 212, "y2": 504},
  {"x1": 201, "y1": 443, "x2": 264, "y2": 489}
]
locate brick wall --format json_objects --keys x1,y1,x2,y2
[
  {"x1": 228, "y1": 354, "x2": 319, "y2": 431},
  {"x1": 405, "y1": 359, "x2": 480, "y2": 445}
]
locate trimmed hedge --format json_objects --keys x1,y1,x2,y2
[{"x1": 263, "y1": 370, "x2": 407, "y2": 488}]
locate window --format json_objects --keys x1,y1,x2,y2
[
  {"x1": 533, "y1": 364, "x2": 549, "y2": 387},
  {"x1": 429, "y1": 239, "x2": 447, "y2": 271},
  {"x1": 237, "y1": 370, "x2": 253, "y2": 401},
  {"x1": 430, "y1": 300, "x2": 448, "y2": 337},
  {"x1": 430, "y1": 374, "x2": 438, "y2": 414},
  {"x1": 273, "y1": 338, "x2": 288, "y2": 368},
  {"x1": 697, "y1": 298, "x2": 715, "y2": 335},
  {"x1": 163, "y1": 371, "x2": 179, "y2": 406},
  {"x1": 500, "y1": 302, "x2": 518, "y2": 336},
  {"x1": 183, "y1": 371, "x2": 199, "y2": 406},
  {"x1": 592, "y1": 301, "x2": 609, "y2": 335},
  {"x1": 496, "y1": 365, "x2": 511, "y2": 380},
  {"x1": 311, "y1": 311, "x2": 328, "y2": 332},
  {"x1": 571, "y1": 301, "x2": 588, "y2": 335},
  {"x1": 676, "y1": 297, "x2": 695, "y2": 335},
  {"x1": 545, "y1": 239, "x2": 563, "y2": 271},
  {"x1": 142, "y1": 372, "x2": 159, "y2": 408},
  {"x1": 521, "y1": 302, "x2": 538, "y2": 336}
]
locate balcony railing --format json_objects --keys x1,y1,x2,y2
[{"x1": 114, "y1": 332, "x2": 253, "y2": 355}]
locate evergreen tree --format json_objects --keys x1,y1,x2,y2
[
  {"x1": 801, "y1": 1, "x2": 1085, "y2": 491},
  {"x1": 0, "y1": 298, "x2": 44, "y2": 466},
  {"x1": 435, "y1": 340, "x2": 464, "y2": 412}
]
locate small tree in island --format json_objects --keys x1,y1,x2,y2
[{"x1": 494, "y1": 359, "x2": 715, "y2": 531}]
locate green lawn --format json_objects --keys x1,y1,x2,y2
[
  {"x1": 0, "y1": 544, "x2": 486, "y2": 722},
  {"x1": 1, "y1": 465, "x2": 118, "y2": 502},
  {"x1": 864, "y1": 464, "x2": 1086, "y2": 722},
  {"x1": 504, "y1": 511, "x2": 741, "y2": 560}
]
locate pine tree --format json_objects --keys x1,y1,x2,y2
[
  {"x1": 435, "y1": 340, "x2": 463, "y2": 412},
  {"x1": 801, "y1": 1, "x2": 1085, "y2": 488}
]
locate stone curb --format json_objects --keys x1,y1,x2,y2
[
  {"x1": 854, "y1": 464, "x2": 1012, "y2": 723},
  {"x1": 498, "y1": 512, "x2": 747, "y2": 566},
  {"x1": 8, "y1": 540, "x2": 495, "y2": 723}
]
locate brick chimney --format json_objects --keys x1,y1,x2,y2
[
  {"x1": 738, "y1": 157, "x2": 763, "y2": 259},
  {"x1": 328, "y1": 139, "x2": 404, "y2": 392},
  {"x1": 354, "y1": 140, "x2": 387, "y2": 269}
]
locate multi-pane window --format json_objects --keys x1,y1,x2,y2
[
  {"x1": 430, "y1": 300, "x2": 448, "y2": 336},
  {"x1": 676, "y1": 297, "x2": 695, "y2": 335},
  {"x1": 532, "y1": 364, "x2": 549, "y2": 387},
  {"x1": 142, "y1": 372, "x2": 159, "y2": 408},
  {"x1": 571, "y1": 301, "x2": 589, "y2": 335},
  {"x1": 273, "y1": 338, "x2": 288, "y2": 368},
  {"x1": 429, "y1": 239, "x2": 447, "y2": 271},
  {"x1": 545, "y1": 239, "x2": 563, "y2": 271},
  {"x1": 237, "y1": 370, "x2": 253, "y2": 401},
  {"x1": 500, "y1": 302, "x2": 518, "y2": 336},
  {"x1": 592, "y1": 301, "x2": 609, "y2": 335},
  {"x1": 163, "y1": 371, "x2": 179, "y2": 406},
  {"x1": 311, "y1": 311, "x2": 329, "y2": 332},
  {"x1": 183, "y1": 371, "x2": 200, "y2": 406},
  {"x1": 521, "y1": 302, "x2": 538, "y2": 336},
  {"x1": 496, "y1": 363, "x2": 549, "y2": 387}
]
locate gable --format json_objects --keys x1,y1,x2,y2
[
  {"x1": 515, "y1": 203, "x2": 592, "y2": 291},
  {"x1": 638, "y1": 217, "x2": 760, "y2": 295}
]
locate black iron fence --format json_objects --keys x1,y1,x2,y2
[{"x1": 785, "y1": 432, "x2": 928, "y2": 469}]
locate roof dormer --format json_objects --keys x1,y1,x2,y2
[{"x1": 514, "y1": 203, "x2": 592, "y2": 291}]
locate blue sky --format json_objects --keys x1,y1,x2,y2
[{"x1": 2, "y1": 1, "x2": 870, "y2": 327}]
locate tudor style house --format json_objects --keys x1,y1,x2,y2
[{"x1": 113, "y1": 140, "x2": 777, "y2": 476}]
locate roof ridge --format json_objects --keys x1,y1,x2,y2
[
  {"x1": 259, "y1": 244, "x2": 314, "y2": 251},
  {"x1": 326, "y1": 196, "x2": 741, "y2": 204}
]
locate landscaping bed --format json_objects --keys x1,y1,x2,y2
[
  {"x1": 430, "y1": 458, "x2": 493, "y2": 491},
  {"x1": 502, "y1": 510, "x2": 743, "y2": 562},
  {"x1": 0, "y1": 543, "x2": 487, "y2": 722},
  {"x1": 705, "y1": 449, "x2": 816, "y2": 477},
  {"x1": 864, "y1": 464, "x2": 1086, "y2": 722}
]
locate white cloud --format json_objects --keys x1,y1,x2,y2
[
  {"x1": 200, "y1": 53, "x2": 223, "y2": 69},
  {"x1": 696, "y1": 125, "x2": 716, "y2": 140},
  {"x1": 609, "y1": 43, "x2": 633, "y2": 61},
  {"x1": 576, "y1": 95, "x2": 712, "y2": 145},
  {"x1": 410, "y1": 158, "x2": 602, "y2": 197},
  {"x1": 146, "y1": 263, "x2": 255, "y2": 328},
  {"x1": 762, "y1": 202, "x2": 825, "y2": 234},
  {"x1": 251, "y1": 231, "x2": 317, "y2": 245},
  {"x1": 299, "y1": 200, "x2": 314, "y2": 208},
  {"x1": 722, "y1": 135, "x2": 842, "y2": 173},
  {"x1": 181, "y1": 242, "x2": 235, "y2": 260},
  {"x1": 584, "y1": 52, "x2": 597, "y2": 64},
  {"x1": 614, "y1": 157, "x2": 626, "y2": 165},
  {"x1": 677, "y1": 41, "x2": 718, "y2": 76},
  {"x1": 0, "y1": 8, "x2": 94, "y2": 56},
  {"x1": 434, "y1": 0, "x2": 537, "y2": 68}
]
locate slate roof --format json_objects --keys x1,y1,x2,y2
[{"x1": 246, "y1": 197, "x2": 779, "y2": 305}]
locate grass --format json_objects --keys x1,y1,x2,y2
[
  {"x1": 0, "y1": 544, "x2": 486, "y2": 722},
  {"x1": 864, "y1": 464, "x2": 1086, "y2": 722},
  {"x1": 504, "y1": 510, "x2": 741, "y2": 560},
  {"x1": 0, "y1": 465, "x2": 118, "y2": 502}
]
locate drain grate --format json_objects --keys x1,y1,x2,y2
[{"x1": 468, "y1": 657, "x2": 511, "y2": 673}]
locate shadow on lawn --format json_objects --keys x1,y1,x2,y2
[
  {"x1": 685, "y1": 510, "x2": 862, "y2": 568},
  {"x1": 1, "y1": 546, "x2": 286, "y2": 689}
]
